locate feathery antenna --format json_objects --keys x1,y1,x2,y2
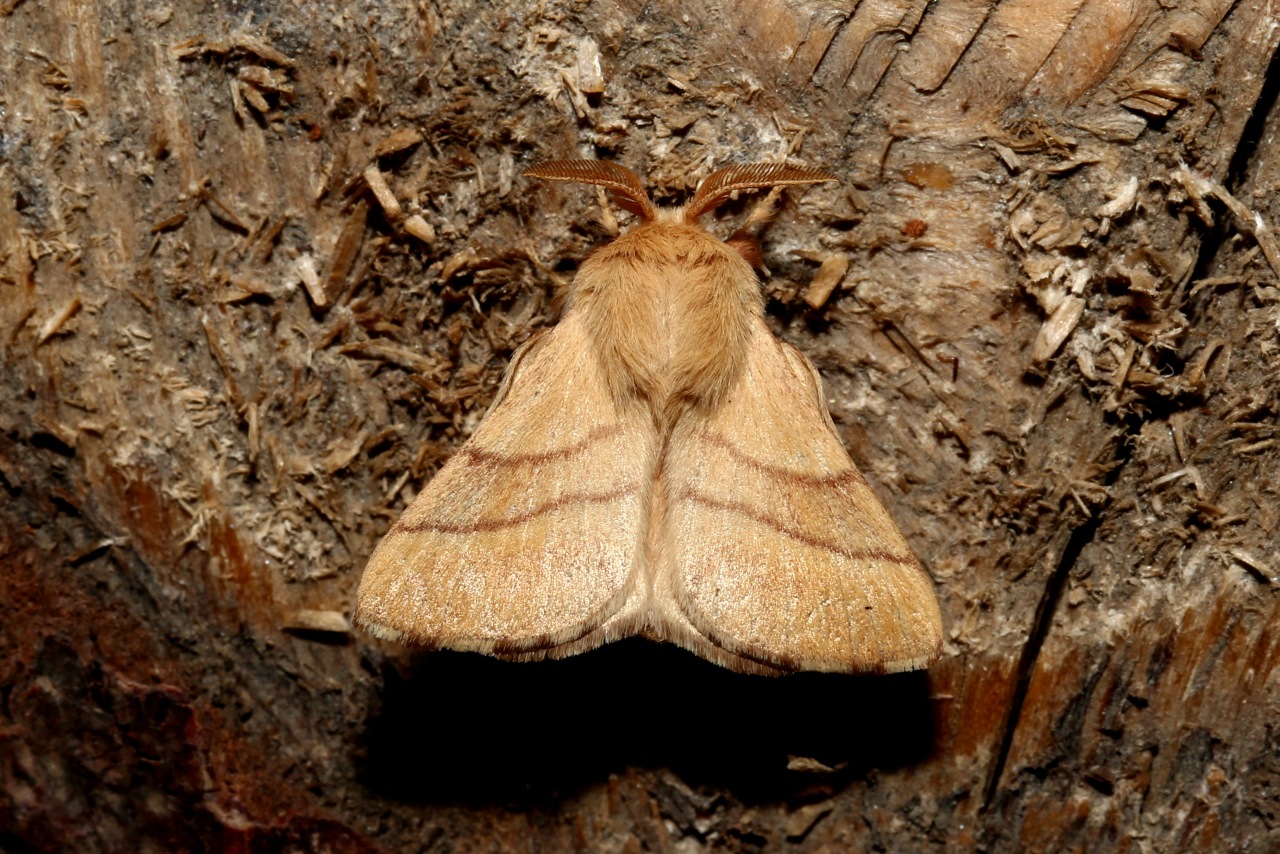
[
  {"x1": 684, "y1": 163, "x2": 836, "y2": 223},
  {"x1": 524, "y1": 160, "x2": 657, "y2": 221}
]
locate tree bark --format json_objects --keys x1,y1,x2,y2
[{"x1": 2, "y1": 0, "x2": 1278, "y2": 850}]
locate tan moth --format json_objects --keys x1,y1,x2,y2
[{"x1": 355, "y1": 160, "x2": 943, "y2": 675}]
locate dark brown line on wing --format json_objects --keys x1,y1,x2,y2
[
  {"x1": 391, "y1": 483, "x2": 640, "y2": 535},
  {"x1": 458, "y1": 423, "x2": 621, "y2": 468},
  {"x1": 676, "y1": 488, "x2": 918, "y2": 567},
  {"x1": 690, "y1": 429, "x2": 871, "y2": 489}
]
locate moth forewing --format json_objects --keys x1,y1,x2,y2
[
  {"x1": 656, "y1": 319, "x2": 943, "y2": 674},
  {"x1": 354, "y1": 312, "x2": 657, "y2": 653}
]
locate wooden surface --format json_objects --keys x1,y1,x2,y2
[{"x1": 2, "y1": 0, "x2": 1278, "y2": 850}]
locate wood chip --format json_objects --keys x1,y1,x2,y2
[
  {"x1": 1098, "y1": 175, "x2": 1139, "y2": 219},
  {"x1": 403, "y1": 214, "x2": 436, "y2": 244},
  {"x1": 374, "y1": 127, "x2": 424, "y2": 158},
  {"x1": 340, "y1": 339, "x2": 443, "y2": 375},
  {"x1": 786, "y1": 755, "x2": 842, "y2": 773},
  {"x1": 232, "y1": 33, "x2": 295, "y2": 67},
  {"x1": 229, "y1": 78, "x2": 247, "y2": 122},
  {"x1": 576, "y1": 36, "x2": 605, "y2": 95},
  {"x1": 238, "y1": 64, "x2": 293, "y2": 95},
  {"x1": 1032, "y1": 295, "x2": 1085, "y2": 364},
  {"x1": 284, "y1": 610, "x2": 351, "y2": 634},
  {"x1": 1176, "y1": 162, "x2": 1280, "y2": 280},
  {"x1": 323, "y1": 201, "x2": 369, "y2": 307},
  {"x1": 362, "y1": 163, "x2": 403, "y2": 223},
  {"x1": 1230, "y1": 549, "x2": 1278, "y2": 584},
  {"x1": 239, "y1": 80, "x2": 270, "y2": 114},
  {"x1": 804, "y1": 253, "x2": 851, "y2": 309},
  {"x1": 295, "y1": 254, "x2": 322, "y2": 306},
  {"x1": 322, "y1": 428, "x2": 371, "y2": 474},
  {"x1": 36, "y1": 296, "x2": 82, "y2": 344}
]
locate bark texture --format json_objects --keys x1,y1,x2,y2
[{"x1": 2, "y1": 0, "x2": 1279, "y2": 851}]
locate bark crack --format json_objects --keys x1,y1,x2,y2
[{"x1": 980, "y1": 431, "x2": 1129, "y2": 811}]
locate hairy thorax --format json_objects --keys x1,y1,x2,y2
[{"x1": 570, "y1": 214, "x2": 763, "y2": 419}]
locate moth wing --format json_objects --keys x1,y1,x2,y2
[
  {"x1": 658, "y1": 318, "x2": 943, "y2": 673},
  {"x1": 356, "y1": 312, "x2": 657, "y2": 655}
]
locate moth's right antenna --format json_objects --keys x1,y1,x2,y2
[{"x1": 685, "y1": 163, "x2": 836, "y2": 223}]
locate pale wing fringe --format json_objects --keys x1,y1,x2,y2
[
  {"x1": 658, "y1": 319, "x2": 943, "y2": 673},
  {"x1": 355, "y1": 312, "x2": 657, "y2": 653},
  {"x1": 496, "y1": 623, "x2": 790, "y2": 676}
]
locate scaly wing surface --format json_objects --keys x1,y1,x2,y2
[
  {"x1": 356, "y1": 312, "x2": 656, "y2": 655},
  {"x1": 657, "y1": 318, "x2": 943, "y2": 673}
]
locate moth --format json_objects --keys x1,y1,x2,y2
[{"x1": 356, "y1": 160, "x2": 943, "y2": 675}]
